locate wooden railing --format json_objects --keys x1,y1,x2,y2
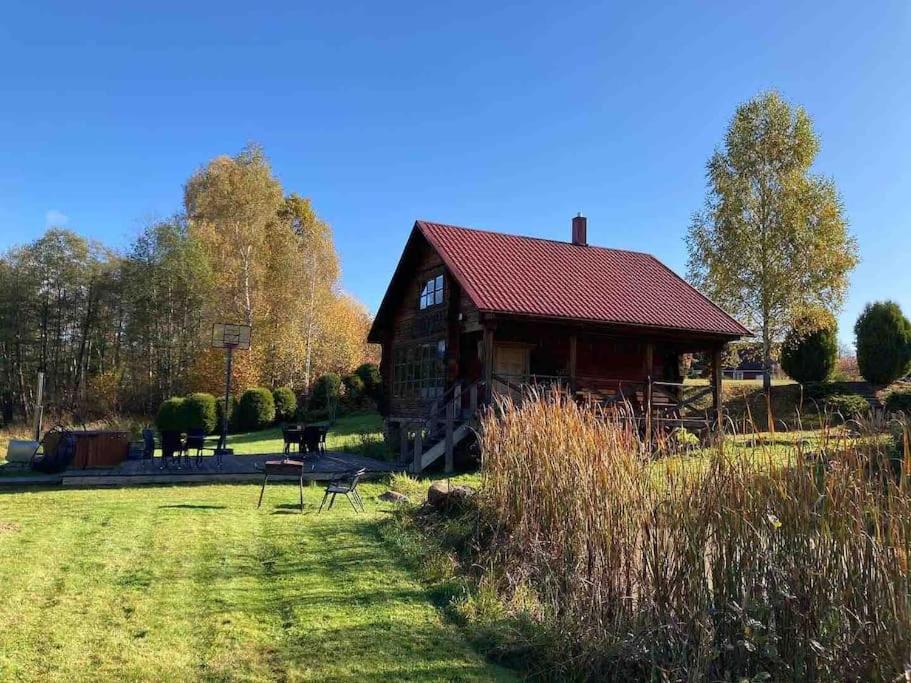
[{"x1": 395, "y1": 380, "x2": 481, "y2": 473}]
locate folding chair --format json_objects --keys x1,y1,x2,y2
[{"x1": 318, "y1": 468, "x2": 366, "y2": 513}]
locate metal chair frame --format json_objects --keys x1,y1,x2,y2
[{"x1": 318, "y1": 468, "x2": 366, "y2": 513}]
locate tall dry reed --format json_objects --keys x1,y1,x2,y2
[{"x1": 476, "y1": 390, "x2": 911, "y2": 681}]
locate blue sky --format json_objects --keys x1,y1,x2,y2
[{"x1": 2, "y1": 1, "x2": 909, "y2": 347}]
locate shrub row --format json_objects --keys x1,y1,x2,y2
[
  {"x1": 156, "y1": 393, "x2": 218, "y2": 433},
  {"x1": 157, "y1": 386, "x2": 294, "y2": 433},
  {"x1": 154, "y1": 363, "x2": 382, "y2": 435},
  {"x1": 779, "y1": 301, "x2": 911, "y2": 387}
]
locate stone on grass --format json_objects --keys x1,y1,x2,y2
[
  {"x1": 378, "y1": 490, "x2": 409, "y2": 504},
  {"x1": 427, "y1": 481, "x2": 476, "y2": 509}
]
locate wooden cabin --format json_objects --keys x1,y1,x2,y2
[{"x1": 367, "y1": 216, "x2": 749, "y2": 471}]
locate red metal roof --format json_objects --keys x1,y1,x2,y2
[{"x1": 417, "y1": 220, "x2": 749, "y2": 337}]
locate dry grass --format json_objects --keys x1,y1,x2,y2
[{"x1": 473, "y1": 391, "x2": 911, "y2": 681}]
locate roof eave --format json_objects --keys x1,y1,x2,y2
[{"x1": 478, "y1": 308, "x2": 747, "y2": 340}]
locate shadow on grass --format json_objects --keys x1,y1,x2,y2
[{"x1": 158, "y1": 504, "x2": 227, "y2": 510}]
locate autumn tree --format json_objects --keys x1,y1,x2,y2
[
  {"x1": 0, "y1": 144, "x2": 376, "y2": 422},
  {"x1": 0, "y1": 229, "x2": 120, "y2": 416},
  {"x1": 278, "y1": 193, "x2": 339, "y2": 389},
  {"x1": 687, "y1": 91, "x2": 858, "y2": 390},
  {"x1": 184, "y1": 144, "x2": 284, "y2": 328},
  {"x1": 120, "y1": 217, "x2": 213, "y2": 410}
]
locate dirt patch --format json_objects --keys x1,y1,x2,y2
[{"x1": 0, "y1": 521, "x2": 21, "y2": 534}]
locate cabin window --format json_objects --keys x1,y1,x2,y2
[
  {"x1": 419, "y1": 274, "x2": 444, "y2": 310},
  {"x1": 393, "y1": 340, "x2": 446, "y2": 399}
]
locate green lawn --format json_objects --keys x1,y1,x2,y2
[
  {"x1": 226, "y1": 412, "x2": 387, "y2": 456},
  {"x1": 0, "y1": 481, "x2": 515, "y2": 682}
]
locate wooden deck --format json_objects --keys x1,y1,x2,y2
[{"x1": 0, "y1": 451, "x2": 401, "y2": 488}]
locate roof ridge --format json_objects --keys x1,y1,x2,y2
[{"x1": 415, "y1": 219, "x2": 656, "y2": 259}]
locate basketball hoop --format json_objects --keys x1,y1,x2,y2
[
  {"x1": 212, "y1": 323, "x2": 251, "y2": 350},
  {"x1": 212, "y1": 323, "x2": 252, "y2": 462}
]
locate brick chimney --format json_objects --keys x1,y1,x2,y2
[{"x1": 571, "y1": 213, "x2": 587, "y2": 246}]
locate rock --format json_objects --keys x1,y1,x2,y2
[
  {"x1": 427, "y1": 482, "x2": 476, "y2": 509},
  {"x1": 378, "y1": 490, "x2": 409, "y2": 504}
]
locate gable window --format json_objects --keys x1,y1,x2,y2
[{"x1": 419, "y1": 274, "x2": 444, "y2": 310}]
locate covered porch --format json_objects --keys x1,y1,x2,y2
[{"x1": 454, "y1": 316, "x2": 726, "y2": 435}]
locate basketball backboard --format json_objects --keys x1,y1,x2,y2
[{"x1": 212, "y1": 323, "x2": 252, "y2": 350}]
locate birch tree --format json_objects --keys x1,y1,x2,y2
[
  {"x1": 687, "y1": 91, "x2": 859, "y2": 390},
  {"x1": 184, "y1": 144, "x2": 284, "y2": 327}
]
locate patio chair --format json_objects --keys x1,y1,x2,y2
[
  {"x1": 318, "y1": 468, "x2": 366, "y2": 513},
  {"x1": 159, "y1": 430, "x2": 184, "y2": 469},
  {"x1": 257, "y1": 458, "x2": 306, "y2": 512},
  {"x1": 141, "y1": 429, "x2": 156, "y2": 471},
  {"x1": 301, "y1": 425, "x2": 325, "y2": 455},
  {"x1": 282, "y1": 425, "x2": 300, "y2": 454},
  {"x1": 185, "y1": 428, "x2": 208, "y2": 467}
]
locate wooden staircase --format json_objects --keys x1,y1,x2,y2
[{"x1": 399, "y1": 381, "x2": 480, "y2": 474}]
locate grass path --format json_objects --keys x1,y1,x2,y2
[{"x1": 0, "y1": 482, "x2": 514, "y2": 682}]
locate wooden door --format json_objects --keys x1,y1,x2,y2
[{"x1": 493, "y1": 344, "x2": 529, "y2": 399}]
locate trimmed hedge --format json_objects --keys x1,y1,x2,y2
[
  {"x1": 343, "y1": 373, "x2": 366, "y2": 399},
  {"x1": 272, "y1": 386, "x2": 297, "y2": 422},
  {"x1": 355, "y1": 362, "x2": 382, "y2": 397},
  {"x1": 311, "y1": 373, "x2": 341, "y2": 410},
  {"x1": 236, "y1": 387, "x2": 276, "y2": 432},
  {"x1": 182, "y1": 392, "x2": 218, "y2": 434},
  {"x1": 781, "y1": 317, "x2": 837, "y2": 384},
  {"x1": 216, "y1": 396, "x2": 236, "y2": 434},
  {"x1": 855, "y1": 301, "x2": 911, "y2": 385},
  {"x1": 825, "y1": 394, "x2": 870, "y2": 423},
  {"x1": 156, "y1": 397, "x2": 187, "y2": 431},
  {"x1": 886, "y1": 390, "x2": 911, "y2": 415}
]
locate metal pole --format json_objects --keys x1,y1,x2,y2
[
  {"x1": 33, "y1": 371, "x2": 45, "y2": 441},
  {"x1": 218, "y1": 346, "x2": 234, "y2": 458}
]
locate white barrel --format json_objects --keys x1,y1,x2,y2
[{"x1": 6, "y1": 440, "x2": 39, "y2": 463}]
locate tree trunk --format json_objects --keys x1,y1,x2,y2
[
  {"x1": 762, "y1": 320, "x2": 772, "y2": 394},
  {"x1": 303, "y1": 254, "x2": 317, "y2": 393}
]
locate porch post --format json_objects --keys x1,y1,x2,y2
[
  {"x1": 711, "y1": 347, "x2": 724, "y2": 432},
  {"x1": 644, "y1": 342, "x2": 654, "y2": 449},
  {"x1": 413, "y1": 426, "x2": 423, "y2": 473},
  {"x1": 482, "y1": 325, "x2": 495, "y2": 404}
]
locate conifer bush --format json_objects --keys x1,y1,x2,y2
[
  {"x1": 272, "y1": 386, "x2": 297, "y2": 422},
  {"x1": 236, "y1": 387, "x2": 275, "y2": 431},
  {"x1": 311, "y1": 373, "x2": 341, "y2": 410},
  {"x1": 780, "y1": 314, "x2": 837, "y2": 383},
  {"x1": 886, "y1": 390, "x2": 911, "y2": 415},
  {"x1": 855, "y1": 301, "x2": 911, "y2": 385},
  {"x1": 182, "y1": 392, "x2": 218, "y2": 433},
  {"x1": 156, "y1": 397, "x2": 187, "y2": 431}
]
